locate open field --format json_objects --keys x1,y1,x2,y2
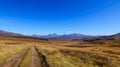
[{"x1": 0, "y1": 36, "x2": 120, "y2": 67}]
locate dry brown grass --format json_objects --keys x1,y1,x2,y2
[
  {"x1": 36, "y1": 43, "x2": 120, "y2": 67},
  {"x1": 0, "y1": 36, "x2": 120, "y2": 67}
]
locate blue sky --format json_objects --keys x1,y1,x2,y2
[{"x1": 0, "y1": 0, "x2": 120, "y2": 35}]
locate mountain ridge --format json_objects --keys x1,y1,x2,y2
[
  {"x1": 0, "y1": 30, "x2": 120, "y2": 40},
  {"x1": 0, "y1": 30, "x2": 22, "y2": 36}
]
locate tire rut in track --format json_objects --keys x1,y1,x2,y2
[
  {"x1": 30, "y1": 46, "x2": 49, "y2": 67},
  {"x1": 2, "y1": 48, "x2": 29, "y2": 67}
]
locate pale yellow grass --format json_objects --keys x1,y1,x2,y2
[{"x1": 0, "y1": 44, "x2": 28, "y2": 65}]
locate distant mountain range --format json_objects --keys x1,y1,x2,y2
[
  {"x1": 33, "y1": 33, "x2": 96, "y2": 40},
  {"x1": 0, "y1": 30, "x2": 22, "y2": 36},
  {"x1": 0, "y1": 30, "x2": 120, "y2": 40},
  {"x1": 33, "y1": 33, "x2": 120, "y2": 40}
]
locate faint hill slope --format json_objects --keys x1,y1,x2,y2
[
  {"x1": 0, "y1": 30, "x2": 22, "y2": 36},
  {"x1": 96, "y1": 33, "x2": 120, "y2": 40},
  {"x1": 111, "y1": 33, "x2": 120, "y2": 40}
]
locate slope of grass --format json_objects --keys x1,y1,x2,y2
[
  {"x1": 36, "y1": 45, "x2": 120, "y2": 67},
  {"x1": 0, "y1": 44, "x2": 27, "y2": 65},
  {"x1": 36, "y1": 45, "x2": 74, "y2": 67}
]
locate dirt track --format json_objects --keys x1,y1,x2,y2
[
  {"x1": 30, "y1": 46, "x2": 49, "y2": 67},
  {"x1": 1, "y1": 46, "x2": 49, "y2": 67}
]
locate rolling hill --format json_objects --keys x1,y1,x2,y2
[{"x1": 0, "y1": 30, "x2": 22, "y2": 36}]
